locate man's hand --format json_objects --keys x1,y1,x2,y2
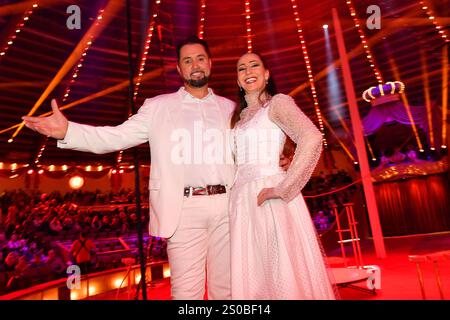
[
  {"x1": 257, "y1": 187, "x2": 281, "y2": 206},
  {"x1": 22, "y1": 99, "x2": 69, "y2": 140}
]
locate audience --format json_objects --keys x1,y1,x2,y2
[
  {"x1": 0, "y1": 169, "x2": 357, "y2": 294},
  {"x1": 375, "y1": 145, "x2": 441, "y2": 170},
  {"x1": 303, "y1": 169, "x2": 357, "y2": 233},
  {"x1": 0, "y1": 189, "x2": 152, "y2": 294}
]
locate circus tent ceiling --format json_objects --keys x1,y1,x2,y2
[{"x1": 0, "y1": 0, "x2": 448, "y2": 166}]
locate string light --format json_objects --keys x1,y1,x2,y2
[
  {"x1": 290, "y1": 0, "x2": 327, "y2": 147},
  {"x1": 62, "y1": 9, "x2": 105, "y2": 105},
  {"x1": 244, "y1": 1, "x2": 252, "y2": 52},
  {"x1": 0, "y1": 3, "x2": 38, "y2": 61},
  {"x1": 116, "y1": 150, "x2": 123, "y2": 165},
  {"x1": 133, "y1": 0, "x2": 163, "y2": 102},
  {"x1": 345, "y1": 0, "x2": 384, "y2": 84},
  {"x1": 198, "y1": 0, "x2": 207, "y2": 39},
  {"x1": 121, "y1": 0, "x2": 162, "y2": 168},
  {"x1": 346, "y1": 0, "x2": 397, "y2": 159},
  {"x1": 32, "y1": 8, "x2": 105, "y2": 167},
  {"x1": 33, "y1": 140, "x2": 47, "y2": 165},
  {"x1": 419, "y1": 0, "x2": 450, "y2": 43}
]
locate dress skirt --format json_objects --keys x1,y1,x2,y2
[{"x1": 229, "y1": 172, "x2": 336, "y2": 300}]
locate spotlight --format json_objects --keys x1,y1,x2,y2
[
  {"x1": 69, "y1": 175, "x2": 84, "y2": 190},
  {"x1": 323, "y1": 24, "x2": 329, "y2": 29},
  {"x1": 442, "y1": 145, "x2": 447, "y2": 149}
]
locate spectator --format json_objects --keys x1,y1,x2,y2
[
  {"x1": 45, "y1": 249, "x2": 66, "y2": 278},
  {"x1": 6, "y1": 233, "x2": 24, "y2": 251},
  {"x1": 49, "y1": 217, "x2": 63, "y2": 235},
  {"x1": 70, "y1": 232, "x2": 96, "y2": 274}
]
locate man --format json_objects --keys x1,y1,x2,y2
[
  {"x1": 70, "y1": 232, "x2": 96, "y2": 274},
  {"x1": 22, "y1": 36, "x2": 288, "y2": 300}
]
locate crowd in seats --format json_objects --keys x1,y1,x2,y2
[
  {"x1": 0, "y1": 233, "x2": 167, "y2": 294},
  {"x1": 0, "y1": 170, "x2": 355, "y2": 294},
  {"x1": 303, "y1": 170, "x2": 357, "y2": 232},
  {"x1": 0, "y1": 189, "x2": 150, "y2": 239},
  {"x1": 0, "y1": 189, "x2": 153, "y2": 294},
  {"x1": 374, "y1": 145, "x2": 443, "y2": 170}
]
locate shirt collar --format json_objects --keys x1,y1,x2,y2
[{"x1": 178, "y1": 86, "x2": 215, "y2": 102}]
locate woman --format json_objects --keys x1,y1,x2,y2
[{"x1": 229, "y1": 52, "x2": 336, "y2": 300}]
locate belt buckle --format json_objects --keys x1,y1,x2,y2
[{"x1": 194, "y1": 186, "x2": 207, "y2": 196}]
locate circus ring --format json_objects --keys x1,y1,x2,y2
[{"x1": 0, "y1": 261, "x2": 170, "y2": 300}]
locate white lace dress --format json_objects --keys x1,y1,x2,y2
[{"x1": 229, "y1": 93, "x2": 336, "y2": 300}]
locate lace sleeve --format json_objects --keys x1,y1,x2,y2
[{"x1": 268, "y1": 94, "x2": 323, "y2": 202}]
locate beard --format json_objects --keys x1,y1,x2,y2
[{"x1": 184, "y1": 73, "x2": 210, "y2": 88}]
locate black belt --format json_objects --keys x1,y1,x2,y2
[{"x1": 184, "y1": 184, "x2": 226, "y2": 197}]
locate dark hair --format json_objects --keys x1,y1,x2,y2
[
  {"x1": 176, "y1": 35, "x2": 211, "y2": 62},
  {"x1": 230, "y1": 52, "x2": 277, "y2": 128}
]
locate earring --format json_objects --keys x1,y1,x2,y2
[
  {"x1": 239, "y1": 86, "x2": 243, "y2": 92},
  {"x1": 265, "y1": 79, "x2": 269, "y2": 85}
]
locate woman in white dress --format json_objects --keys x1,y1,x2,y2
[{"x1": 229, "y1": 52, "x2": 336, "y2": 300}]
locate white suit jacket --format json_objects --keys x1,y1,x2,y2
[{"x1": 58, "y1": 88, "x2": 236, "y2": 238}]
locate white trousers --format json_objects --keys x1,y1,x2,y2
[{"x1": 167, "y1": 193, "x2": 231, "y2": 300}]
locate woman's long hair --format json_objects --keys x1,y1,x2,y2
[{"x1": 230, "y1": 53, "x2": 277, "y2": 128}]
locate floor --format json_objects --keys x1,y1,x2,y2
[{"x1": 91, "y1": 232, "x2": 450, "y2": 300}]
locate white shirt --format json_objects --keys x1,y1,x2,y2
[{"x1": 178, "y1": 87, "x2": 232, "y2": 187}]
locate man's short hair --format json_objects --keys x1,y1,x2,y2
[{"x1": 176, "y1": 35, "x2": 211, "y2": 62}]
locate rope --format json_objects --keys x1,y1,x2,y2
[{"x1": 303, "y1": 178, "x2": 362, "y2": 198}]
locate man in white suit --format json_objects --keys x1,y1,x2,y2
[{"x1": 23, "y1": 36, "x2": 288, "y2": 300}]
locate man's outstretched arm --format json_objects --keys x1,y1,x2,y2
[{"x1": 22, "y1": 99, "x2": 151, "y2": 154}]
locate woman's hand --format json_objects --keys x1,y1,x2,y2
[{"x1": 257, "y1": 188, "x2": 281, "y2": 206}]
